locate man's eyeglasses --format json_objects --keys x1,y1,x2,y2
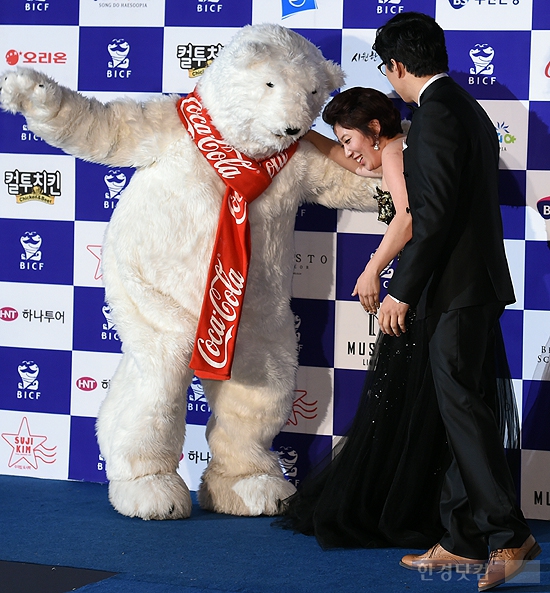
[{"x1": 377, "y1": 62, "x2": 387, "y2": 76}]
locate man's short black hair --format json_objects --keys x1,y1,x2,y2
[{"x1": 373, "y1": 12, "x2": 449, "y2": 77}]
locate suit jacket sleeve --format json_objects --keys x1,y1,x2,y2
[{"x1": 388, "y1": 100, "x2": 467, "y2": 308}]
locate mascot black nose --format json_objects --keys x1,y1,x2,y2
[{"x1": 285, "y1": 127, "x2": 301, "y2": 136}]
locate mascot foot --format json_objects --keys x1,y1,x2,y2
[
  {"x1": 109, "y1": 473, "x2": 192, "y2": 520},
  {"x1": 198, "y1": 473, "x2": 296, "y2": 516}
]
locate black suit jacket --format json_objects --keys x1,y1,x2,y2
[{"x1": 388, "y1": 76, "x2": 515, "y2": 318}]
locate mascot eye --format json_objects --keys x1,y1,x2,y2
[
  {"x1": 266, "y1": 82, "x2": 274, "y2": 88},
  {"x1": 312, "y1": 89, "x2": 317, "y2": 94}
]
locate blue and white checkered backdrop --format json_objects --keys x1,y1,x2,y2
[{"x1": 1, "y1": 0, "x2": 549, "y2": 520}]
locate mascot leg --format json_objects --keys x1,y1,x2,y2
[
  {"x1": 97, "y1": 334, "x2": 194, "y2": 520},
  {"x1": 198, "y1": 344, "x2": 297, "y2": 515}
]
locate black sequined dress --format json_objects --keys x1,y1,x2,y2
[{"x1": 276, "y1": 188, "x2": 519, "y2": 550}]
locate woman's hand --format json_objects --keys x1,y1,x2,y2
[
  {"x1": 352, "y1": 267, "x2": 381, "y2": 314},
  {"x1": 355, "y1": 163, "x2": 383, "y2": 178}
]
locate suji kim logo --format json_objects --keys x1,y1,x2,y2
[
  {"x1": 2, "y1": 417, "x2": 57, "y2": 470},
  {"x1": 287, "y1": 390, "x2": 318, "y2": 426}
]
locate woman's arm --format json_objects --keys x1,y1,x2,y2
[{"x1": 303, "y1": 130, "x2": 382, "y2": 178}]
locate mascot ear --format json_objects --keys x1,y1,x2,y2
[
  {"x1": 325, "y1": 60, "x2": 345, "y2": 92},
  {"x1": 229, "y1": 41, "x2": 271, "y2": 69}
]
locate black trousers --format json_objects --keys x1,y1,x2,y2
[{"x1": 426, "y1": 303, "x2": 531, "y2": 559}]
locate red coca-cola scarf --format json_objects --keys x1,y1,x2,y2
[{"x1": 177, "y1": 90, "x2": 297, "y2": 380}]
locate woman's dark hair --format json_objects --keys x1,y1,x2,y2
[
  {"x1": 373, "y1": 12, "x2": 448, "y2": 77},
  {"x1": 322, "y1": 87, "x2": 402, "y2": 140}
]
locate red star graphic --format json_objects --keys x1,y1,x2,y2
[
  {"x1": 87, "y1": 245, "x2": 103, "y2": 280},
  {"x1": 2, "y1": 417, "x2": 48, "y2": 469}
]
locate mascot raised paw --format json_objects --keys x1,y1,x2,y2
[{"x1": 0, "y1": 24, "x2": 378, "y2": 520}]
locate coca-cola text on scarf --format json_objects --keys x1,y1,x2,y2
[{"x1": 177, "y1": 91, "x2": 298, "y2": 380}]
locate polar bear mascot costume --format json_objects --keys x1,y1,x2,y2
[{"x1": 0, "y1": 24, "x2": 378, "y2": 519}]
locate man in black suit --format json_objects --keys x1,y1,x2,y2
[{"x1": 373, "y1": 12, "x2": 539, "y2": 591}]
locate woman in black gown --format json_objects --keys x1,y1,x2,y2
[{"x1": 277, "y1": 88, "x2": 519, "y2": 550}]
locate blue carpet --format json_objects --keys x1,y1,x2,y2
[{"x1": 1, "y1": 475, "x2": 549, "y2": 593}]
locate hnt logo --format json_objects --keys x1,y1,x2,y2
[
  {"x1": 2, "y1": 417, "x2": 57, "y2": 470},
  {"x1": 20, "y1": 232, "x2": 44, "y2": 271},
  {"x1": 0, "y1": 307, "x2": 19, "y2": 321},
  {"x1": 469, "y1": 44, "x2": 496, "y2": 86},
  {"x1": 5, "y1": 169, "x2": 61, "y2": 204},
  {"x1": 281, "y1": 0, "x2": 317, "y2": 19},
  {"x1": 107, "y1": 39, "x2": 131, "y2": 79}
]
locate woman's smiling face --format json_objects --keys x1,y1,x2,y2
[{"x1": 334, "y1": 123, "x2": 381, "y2": 171}]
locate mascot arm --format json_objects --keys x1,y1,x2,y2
[
  {"x1": 298, "y1": 140, "x2": 379, "y2": 213},
  {"x1": 0, "y1": 68, "x2": 182, "y2": 168}
]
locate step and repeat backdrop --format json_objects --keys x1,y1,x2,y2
[{"x1": 0, "y1": 0, "x2": 549, "y2": 519}]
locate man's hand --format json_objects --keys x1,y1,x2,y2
[{"x1": 378, "y1": 294, "x2": 409, "y2": 336}]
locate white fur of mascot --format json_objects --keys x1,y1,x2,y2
[{"x1": 0, "y1": 24, "x2": 378, "y2": 520}]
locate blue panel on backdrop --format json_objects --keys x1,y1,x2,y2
[
  {"x1": 75, "y1": 161, "x2": 134, "y2": 222},
  {"x1": 446, "y1": 31, "x2": 530, "y2": 101},
  {"x1": 532, "y1": 0, "x2": 550, "y2": 30},
  {"x1": 73, "y1": 286, "x2": 123, "y2": 354},
  {"x1": 0, "y1": 219, "x2": 74, "y2": 285},
  {"x1": 78, "y1": 28, "x2": 164, "y2": 93},
  {"x1": 527, "y1": 102, "x2": 550, "y2": 171},
  {"x1": 0, "y1": 112, "x2": 65, "y2": 156},
  {"x1": 524, "y1": 241, "x2": 550, "y2": 311},
  {"x1": 336, "y1": 232, "x2": 395, "y2": 301},
  {"x1": 0, "y1": 0, "x2": 79, "y2": 26},
  {"x1": 165, "y1": 0, "x2": 252, "y2": 27},
  {"x1": 343, "y1": 0, "x2": 436, "y2": 29},
  {"x1": 333, "y1": 367, "x2": 366, "y2": 436},
  {"x1": 291, "y1": 298, "x2": 334, "y2": 368},
  {"x1": 272, "y1": 432, "x2": 332, "y2": 486},
  {"x1": 293, "y1": 29, "x2": 342, "y2": 67},
  {"x1": 294, "y1": 203, "x2": 337, "y2": 232},
  {"x1": 0, "y1": 346, "x2": 71, "y2": 414},
  {"x1": 68, "y1": 416, "x2": 108, "y2": 483},
  {"x1": 500, "y1": 308, "x2": 523, "y2": 380},
  {"x1": 522, "y1": 380, "x2": 550, "y2": 451}
]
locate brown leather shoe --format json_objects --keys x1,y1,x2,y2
[
  {"x1": 400, "y1": 543, "x2": 487, "y2": 571},
  {"x1": 478, "y1": 535, "x2": 541, "y2": 591}
]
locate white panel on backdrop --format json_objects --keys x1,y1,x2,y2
[
  {"x1": 70, "y1": 350, "x2": 122, "y2": 417},
  {"x1": 341, "y1": 29, "x2": 397, "y2": 97},
  {"x1": 480, "y1": 100, "x2": 529, "y2": 171},
  {"x1": 162, "y1": 27, "x2": 239, "y2": 94},
  {"x1": 0, "y1": 410, "x2": 70, "y2": 480},
  {"x1": 81, "y1": 91, "x2": 162, "y2": 103},
  {"x1": 177, "y1": 423, "x2": 210, "y2": 492},
  {"x1": 252, "y1": 0, "x2": 344, "y2": 29},
  {"x1": 74, "y1": 221, "x2": 108, "y2": 288},
  {"x1": 525, "y1": 170, "x2": 550, "y2": 241},
  {"x1": 435, "y1": 0, "x2": 533, "y2": 31},
  {"x1": 513, "y1": 378, "x2": 523, "y2": 424},
  {"x1": 522, "y1": 310, "x2": 550, "y2": 382},
  {"x1": 0, "y1": 281, "x2": 73, "y2": 350},
  {"x1": 293, "y1": 230, "x2": 336, "y2": 300},
  {"x1": 0, "y1": 154, "x2": 75, "y2": 221},
  {"x1": 529, "y1": 30, "x2": 550, "y2": 101},
  {"x1": 504, "y1": 239, "x2": 525, "y2": 310},
  {"x1": 334, "y1": 300, "x2": 378, "y2": 371},
  {"x1": 337, "y1": 208, "x2": 385, "y2": 235},
  {"x1": 0, "y1": 25, "x2": 78, "y2": 89},
  {"x1": 283, "y1": 366, "x2": 334, "y2": 436},
  {"x1": 79, "y1": 0, "x2": 165, "y2": 27},
  {"x1": 521, "y1": 449, "x2": 550, "y2": 520}
]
